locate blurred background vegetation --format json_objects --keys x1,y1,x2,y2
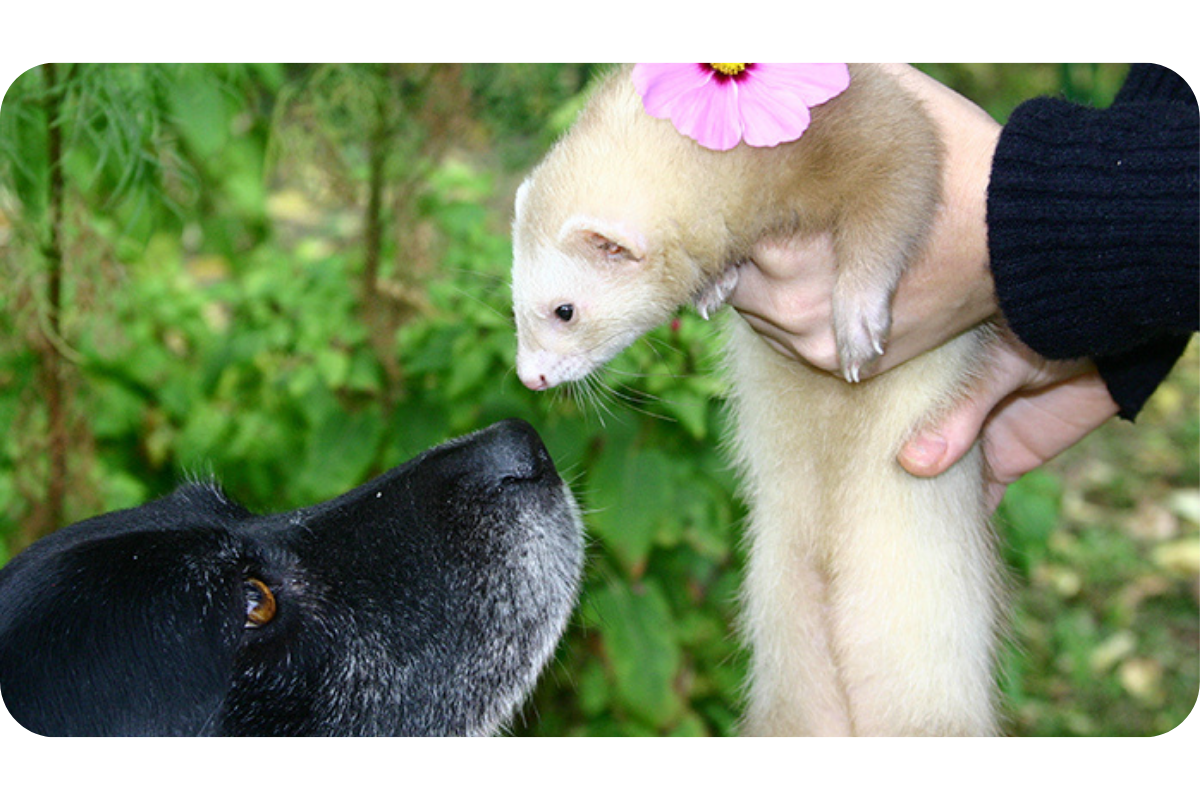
[{"x1": 0, "y1": 63, "x2": 1195, "y2": 737}]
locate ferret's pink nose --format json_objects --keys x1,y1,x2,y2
[
  {"x1": 516, "y1": 350, "x2": 555, "y2": 391},
  {"x1": 520, "y1": 372, "x2": 550, "y2": 391}
]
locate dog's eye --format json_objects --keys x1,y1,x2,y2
[{"x1": 244, "y1": 578, "x2": 276, "y2": 628}]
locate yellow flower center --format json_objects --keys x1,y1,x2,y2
[{"x1": 709, "y1": 63, "x2": 748, "y2": 76}]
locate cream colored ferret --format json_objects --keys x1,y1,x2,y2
[{"x1": 511, "y1": 63, "x2": 1003, "y2": 736}]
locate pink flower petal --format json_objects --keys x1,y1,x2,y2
[
  {"x1": 632, "y1": 63, "x2": 713, "y2": 119},
  {"x1": 735, "y1": 63, "x2": 849, "y2": 147},
  {"x1": 736, "y1": 76, "x2": 814, "y2": 147},
  {"x1": 630, "y1": 63, "x2": 851, "y2": 151},
  {"x1": 633, "y1": 63, "x2": 743, "y2": 150},
  {"x1": 737, "y1": 83, "x2": 813, "y2": 147},
  {"x1": 752, "y1": 63, "x2": 851, "y2": 108},
  {"x1": 669, "y1": 77, "x2": 743, "y2": 151}
]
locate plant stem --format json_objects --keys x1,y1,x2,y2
[
  {"x1": 360, "y1": 66, "x2": 404, "y2": 407},
  {"x1": 38, "y1": 62, "x2": 69, "y2": 538}
]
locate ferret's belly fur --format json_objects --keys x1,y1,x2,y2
[{"x1": 725, "y1": 316, "x2": 1003, "y2": 735}]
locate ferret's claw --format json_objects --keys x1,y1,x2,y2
[
  {"x1": 833, "y1": 288, "x2": 892, "y2": 384},
  {"x1": 692, "y1": 263, "x2": 741, "y2": 321}
]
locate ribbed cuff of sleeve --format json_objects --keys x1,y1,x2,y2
[{"x1": 987, "y1": 97, "x2": 1198, "y2": 361}]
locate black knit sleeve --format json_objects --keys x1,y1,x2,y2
[
  {"x1": 1114, "y1": 63, "x2": 1196, "y2": 105},
  {"x1": 986, "y1": 64, "x2": 1199, "y2": 420}
]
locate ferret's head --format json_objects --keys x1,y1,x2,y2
[
  {"x1": 511, "y1": 189, "x2": 666, "y2": 390},
  {"x1": 510, "y1": 68, "x2": 723, "y2": 392}
]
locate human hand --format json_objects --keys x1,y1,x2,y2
[
  {"x1": 728, "y1": 65, "x2": 1120, "y2": 508},
  {"x1": 729, "y1": 63, "x2": 1002, "y2": 377},
  {"x1": 898, "y1": 328, "x2": 1120, "y2": 512}
]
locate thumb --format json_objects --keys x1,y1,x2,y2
[
  {"x1": 897, "y1": 328, "x2": 1037, "y2": 479},
  {"x1": 898, "y1": 391, "x2": 993, "y2": 478}
]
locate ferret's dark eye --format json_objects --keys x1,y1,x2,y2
[
  {"x1": 555, "y1": 304, "x2": 575, "y2": 322},
  {"x1": 244, "y1": 578, "x2": 276, "y2": 628}
]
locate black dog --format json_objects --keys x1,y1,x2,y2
[{"x1": 0, "y1": 419, "x2": 582, "y2": 736}]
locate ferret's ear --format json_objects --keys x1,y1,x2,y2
[{"x1": 558, "y1": 216, "x2": 647, "y2": 263}]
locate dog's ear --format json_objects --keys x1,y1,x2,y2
[{"x1": 0, "y1": 491, "x2": 248, "y2": 736}]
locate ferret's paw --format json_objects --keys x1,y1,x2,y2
[{"x1": 833, "y1": 290, "x2": 891, "y2": 383}]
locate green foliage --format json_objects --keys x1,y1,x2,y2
[
  {"x1": 1, "y1": 64, "x2": 1195, "y2": 738},
  {"x1": 994, "y1": 353, "x2": 1200, "y2": 736}
]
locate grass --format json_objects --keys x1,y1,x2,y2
[{"x1": 998, "y1": 340, "x2": 1199, "y2": 735}]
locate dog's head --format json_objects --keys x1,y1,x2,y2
[{"x1": 0, "y1": 419, "x2": 583, "y2": 736}]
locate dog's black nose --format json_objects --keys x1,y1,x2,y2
[{"x1": 472, "y1": 418, "x2": 555, "y2": 485}]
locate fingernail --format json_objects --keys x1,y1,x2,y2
[{"x1": 903, "y1": 434, "x2": 947, "y2": 469}]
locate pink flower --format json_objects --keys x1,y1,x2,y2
[{"x1": 631, "y1": 63, "x2": 851, "y2": 151}]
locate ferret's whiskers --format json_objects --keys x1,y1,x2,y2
[
  {"x1": 442, "y1": 280, "x2": 516, "y2": 328},
  {"x1": 580, "y1": 371, "x2": 619, "y2": 426}
]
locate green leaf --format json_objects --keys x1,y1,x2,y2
[
  {"x1": 296, "y1": 403, "x2": 384, "y2": 501},
  {"x1": 591, "y1": 579, "x2": 682, "y2": 728},
  {"x1": 168, "y1": 70, "x2": 229, "y2": 159},
  {"x1": 999, "y1": 468, "x2": 1062, "y2": 576},
  {"x1": 667, "y1": 712, "x2": 709, "y2": 737},
  {"x1": 588, "y1": 440, "x2": 675, "y2": 575},
  {"x1": 659, "y1": 388, "x2": 708, "y2": 440},
  {"x1": 1, "y1": 68, "x2": 49, "y2": 220},
  {"x1": 445, "y1": 338, "x2": 493, "y2": 400},
  {"x1": 314, "y1": 348, "x2": 350, "y2": 388}
]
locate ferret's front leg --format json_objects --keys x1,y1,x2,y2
[
  {"x1": 828, "y1": 142, "x2": 941, "y2": 383},
  {"x1": 829, "y1": 266, "x2": 894, "y2": 383},
  {"x1": 829, "y1": 215, "x2": 916, "y2": 382}
]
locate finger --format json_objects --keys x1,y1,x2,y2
[
  {"x1": 897, "y1": 354, "x2": 1029, "y2": 478},
  {"x1": 981, "y1": 372, "x2": 1118, "y2": 486},
  {"x1": 736, "y1": 310, "x2": 841, "y2": 371},
  {"x1": 898, "y1": 396, "x2": 990, "y2": 478},
  {"x1": 732, "y1": 259, "x2": 840, "y2": 370}
]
